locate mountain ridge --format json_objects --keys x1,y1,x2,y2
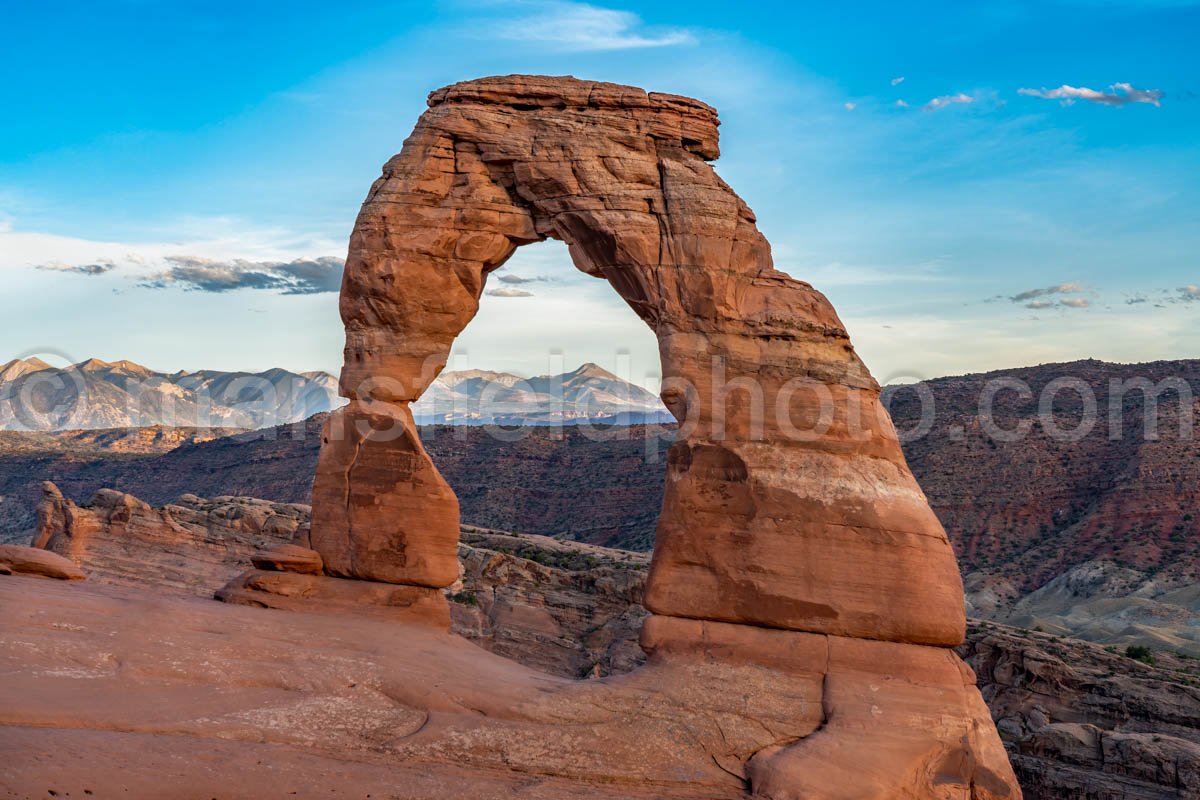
[{"x1": 0, "y1": 359, "x2": 672, "y2": 431}]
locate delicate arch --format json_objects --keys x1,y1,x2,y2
[{"x1": 310, "y1": 75, "x2": 965, "y2": 645}]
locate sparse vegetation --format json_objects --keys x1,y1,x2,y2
[
  {"x1": 448, "y1": 591, "x2": 478, "y2": 606},
  {"x1": 1124, "y1": 645, "x2": 1156, "y2": 666}
]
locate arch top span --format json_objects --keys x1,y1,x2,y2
[{"x1": 312, "y1": 74, "x2": 967, "y2": 647}]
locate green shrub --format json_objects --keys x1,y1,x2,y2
[
  {"x1": 1124, "y1": 645, "x2": 1156, "y2": 666},
  {"x1": 448, "y1": 591, "x2": 478, "y2": 607}
]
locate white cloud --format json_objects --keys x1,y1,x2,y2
[
  {"x1": 1059, "y1": 297, "x2": 1092, "y2": 308},
  {"x1": 491, "y1": 1, "x2": 695, "y2": 52},
  {"x1": 1180, "y1": 285, "x2": 1200, "y2": 302},
  {"x1": 895, "y1": 99, "x2": 909, "y2": 108},
  {"x1": 3, "y1": 223, "x2": 345, "y2": 295},
  {"x1": 843, "y1": 102, "x2": 856, "y2": 111},
  {"x1": 798, "y1": 261, "x2": 948, "y2": 288},
  {"x1": 1018, "y1": 83, "x2": 1163, "y2": 107},
  {"x1": 35, "y1": 260, "x2": 118, "y2": 276},
  {"x1": 891, "y1": 77, "x2": 905, "y2": 86},
  {"x1": 923, "y1": 93, "x2": 975, "y2": 111},
  {"x1": 486, "y1": 286, "x2": 535, "y2": 298},
  {"x1": 139, "y1": 255, "x2": 344, "y2": 294}
]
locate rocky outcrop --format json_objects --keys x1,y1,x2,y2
[
  {"x1": 961, "y1": 622, "x2": 1200, "y2": 799},
  {"x1": 0, "y1": 543, "x2": 84, "y2": 580},
  {"x1": 450, "y1": 527, "x2": 650, "y2": 677},
  {"x1": 33, "y1": 481, "x2": 304, "y2": 595}
]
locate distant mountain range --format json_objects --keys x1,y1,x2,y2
[
  {"x1": 0, "y1": 358, "x2": 341, "y2": 431},
  {"x1": 0, "y1": 358, "x2": 671, "y2": 431},
  {"x1": 412, "y1": 363, "x2": 671, "y2": 426}
]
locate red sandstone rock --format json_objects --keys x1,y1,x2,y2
[
  {"x1": 309, "y1": 74, "x2": 965, "y2": 648},
  {"x1": 33, "y1": 482, "x2": 302, "y2": 595},
  {"x1": 296, "y1": 73, "x2": 1015, "y2": 797},
  {"x1": 251, "y1": 543, "x2": 324, "y2": 574},
  {"x1": 0, "y1": 544, "x2": 85, "y2": 581},
  {"x1": 217, "y1": 569, "x2": 450, "y2": 629}
]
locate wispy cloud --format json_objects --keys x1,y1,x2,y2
[
  {"x1": 1180, "y1": 285, "x2": 1200, "y2": 302},
  {"x1": 496, "y1": 273, "x2": 551, "y2": 284},
  {"x1": 35, "y1": 260, "x2": 118, "y2": 276},
  {"x1": 843, "y1": 102, "x2": 857, "y2": 111},
  {"x1": 923, "y1": 93, "x2": 975, "y2": 111},
  {"x1": 1018, "y1": 82, "x2": 1164, "y2": 107},
  {"x1": 491, "y1": 1, "x2": 695, "y2": 52},
  {"x1": 891, "y1": 76, "x2": 905, "y2": 86},
  {"x1": 139, "y1": 255, "x2": 344, "y2": 294},
  {"x1": 1007, "y1": 282, "x2": 1093, "y2": 309},
  {"x1": 1010, "y1": 282, "x2": 1087, "y2": 303},
  {"x1": 486, "y1": 286, "x2": 535, "y2": 298}
]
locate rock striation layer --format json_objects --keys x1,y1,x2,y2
[{"x1": 298, "y1": 74, "x2": 1018, "y2": 797}]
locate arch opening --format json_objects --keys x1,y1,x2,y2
[{"x1": 309, "y1": 74, "x2": 969, "y2": 650}]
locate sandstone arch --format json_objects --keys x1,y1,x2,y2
[
  {"x1": 247, "y1": 75, "x2": 1021, "y2": 798},
  {"x1": 311, "y1": 75, "x2": 965, "y2": 645}
]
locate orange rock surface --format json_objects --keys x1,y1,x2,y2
[{"x1": 311, "y1": 74, "x2": 966, "y2": 647}]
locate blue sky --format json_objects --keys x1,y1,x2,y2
[{"x1": 2, "y1": 0, "x2": 1198, "y2": 387}]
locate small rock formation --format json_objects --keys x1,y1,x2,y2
[
  {"x1": 33, "y1": 482, "x2": 304, "y2": 595},
  {"x1": 251, "y1": 543, "x2": 324, "y2": 574},
  {"x1": 0, "y1": 543, "x2": 84, "y2": 580},
  {"x1": 285, "y1": 74, "x2": 1020, "y2": 797}
]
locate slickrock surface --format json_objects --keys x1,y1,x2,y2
[
  {"x1": 19, "y1": 485, "x2": 1199, "y2": 796},
  {"x1": 0, "y1": 575, "x2": 1008, "y2": 799},
  {"x1": 32, "y1": 484, "x2": 648, "y2": 679}
]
